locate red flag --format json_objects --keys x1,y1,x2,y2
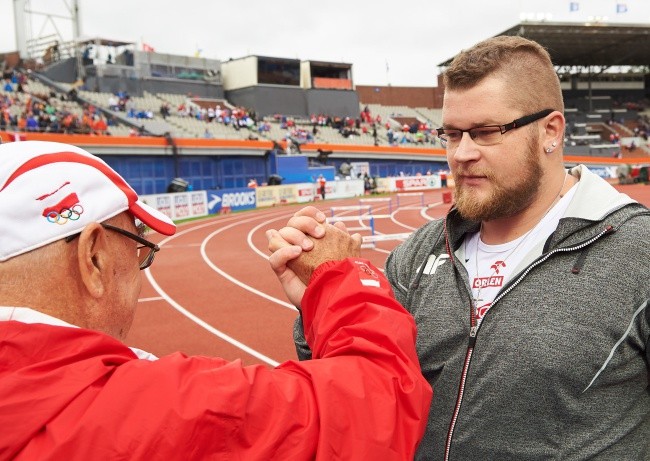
[{"x1": 142, "y1": 43, "x2": 155, "y2": 52}]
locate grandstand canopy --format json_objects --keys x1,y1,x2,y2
[
  {"x1": 75, "y1": 37, "x2": 134, "y2": 48},
  {"x1": 438, "y1": 22, "x2": 650, "y2": 68}
]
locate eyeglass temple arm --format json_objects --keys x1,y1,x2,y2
[{"x1": 501, "y1": 108, "x2": 554, "y2": 133}]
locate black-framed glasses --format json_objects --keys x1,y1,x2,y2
[
  {"x1": 65, "y1": 223, "x2": 160, "y2": 270},
  {"x1": 436, "y1": 108, "x2": 554, "y2": 149}
]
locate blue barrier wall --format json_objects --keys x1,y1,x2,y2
[
  {"x1": 276, "y1": 155, "x2": 335, "y2": 183},
  {"x1": 101, "y1": 155, "x2": 268, "y2": 195},
  {"x1": 100, "y1": 153, "x2": 445, "y2": 195},
  {"x1": 330, "y1": 159, "x2": 448, "y2": 178}
]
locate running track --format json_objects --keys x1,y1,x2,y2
[{"x1": 125, "y1": 184, "x2": 650, "y2": 366}]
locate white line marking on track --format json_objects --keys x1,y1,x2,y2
[
  {"x1": 422, "y1": 201, "x2": 442, "y2": 220},
  {"x1": 145, "y1": 268, "x2": 280, "y2": 367},
  {"x1": 199, "y1": 216, "x2": 298, "y2": 311},
  {"x1": 146, "y1": 210, "x2": 296, "y2": 366}
]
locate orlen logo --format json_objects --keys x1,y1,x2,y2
[
  {"x1": 222, "y1": 191, "x2": 256, "y2": 207},
  {"x1": 403, "y1": 178, "x2": 428, "y2": 187},
  {"x1": 396, "y1": 177, "x2": 428, "y2": 189}
]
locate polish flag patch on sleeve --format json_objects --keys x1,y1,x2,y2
[{"x1": 354, "y1": 260, "x2": 380, "y2": 287}]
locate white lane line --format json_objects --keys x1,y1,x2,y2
[
  {"x1": 421, "y1": 201, "x2": 443, "y2": 220},
  {"x1": 200, "y1": 219, "x2": 297, "y2": 311},
  {"x1": 145, "y1": 209, "x2": 297, "y2": 366},
  {"x1": 144, "y1": 268, "x2": 280, "y2": 367},
  {"x1": 389, "y1": 208, "x2": 420, "y2": 231},
  {"x1": 247, "y1": 215, "x2": 291, "y2": 260}
]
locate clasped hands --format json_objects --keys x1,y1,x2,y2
[{"x1": 266, "y1": 206, "x2": 362, "y2": 307}]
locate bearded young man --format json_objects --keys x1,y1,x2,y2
[
  {"x1": 275, "y1": 36, "x2": 649, "y2": 460},
  {"x1": 386, "y1": 35, "x2": 649, "y2": 460}
]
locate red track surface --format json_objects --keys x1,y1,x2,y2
[{"x1": 125, "y1": 184, "x2": 650, "y2": 366}]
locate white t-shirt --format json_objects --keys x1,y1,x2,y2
[{"x1": 465, "y1": 184, "x2": 578, "y2": 325}]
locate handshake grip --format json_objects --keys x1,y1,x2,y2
[{"x1": 288, "y1": 223, "x2": 361, "y2": 285}]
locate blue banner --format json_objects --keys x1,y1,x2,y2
[{"x1": 206, "y1": 188, "x2": 257, "y2": 214}]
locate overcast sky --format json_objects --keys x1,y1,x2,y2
[{"x1": 1, "y1": 0, "x2": 649, "y2": 87}]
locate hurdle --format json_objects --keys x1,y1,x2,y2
[
  {"x1": 361, "y1": 232, "x2": 412, "y2": 249},
  {"x1": 329, "y1": 205, "x2": 372, "y2": 217},
  {"x1": 327, "y1": 215, "x2": 374, "y2": 233},
  {"x1": 359, "y1": 197, "x2": 393, "y2": 214},
  {"x1": 396, "y1": 192, "x2": 425, "y2": 209},
  {"x1": 329, "y1": 202, "x2": 407, "y2": 248}
]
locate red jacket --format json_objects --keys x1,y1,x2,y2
[{"x1": 0, "y1": 258, "x2": 431, "y2": 460}]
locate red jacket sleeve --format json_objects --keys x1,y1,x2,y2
[
  {"x1": 2, "y1": 259, "x2": 431, "y2": 460},
  {"x1": 288, "y1": 257, "x2": 433, "y2": 459}
]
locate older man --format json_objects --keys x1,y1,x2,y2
[{"x1": 0, "y1": 141, "x2": 431, "y2": 460}]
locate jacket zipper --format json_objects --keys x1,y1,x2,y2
[{"x1": 442, "y1": 225, "x2": 614, "y2": 461}]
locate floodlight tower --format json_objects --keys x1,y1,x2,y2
[{"x1": 12, "y1": 0, "x2": 81, "y2": 59}]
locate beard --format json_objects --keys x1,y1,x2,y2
[{"x1": 453, "y1": 138, "x2": 543, "y2": 221}]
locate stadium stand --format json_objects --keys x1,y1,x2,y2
[{"x1": 2, "y1": 20, "x2": 649, "y2": 195}]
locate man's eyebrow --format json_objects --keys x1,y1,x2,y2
[{"x1": 442, "y1": 120, "x2": 501, "y2": 129}]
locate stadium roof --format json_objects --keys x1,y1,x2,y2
[
  {"x1": 75, "y1": 36, "x2": 134, "y2": 48},
  {"x1": 438, "y1": 21, "x2": 650, "y2": 68}
]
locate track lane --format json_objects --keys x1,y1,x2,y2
[{"x1": 125, "y1": 185, "x2": 650, "y2": 366}]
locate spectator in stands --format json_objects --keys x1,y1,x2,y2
[
  {"x1": 92, "y1": 115, "x2": 108, "y2": 135},
  {"x1": 247, "y1": 178, "x2": 258, "y2": 188},
  {"x1": 257, "y1": 121, "x2": 271, "y2": 134},
  {"x1": 25, "y1": 113, "x2": 39, "y2": 132},
  {"x1": 0, "y1": 140, "x2": 431, "y2": 459},
  {"x1": 285, "y1": 138, "x2": 293, "y2": 155},
  {"x1": 49, "y1": 116, "x2": 60, "y2": 133},
  {"x1": 276, "y1": 35, "x2": 650, "y2": 460},
  {"x1": 387, "y1": 127, "x2": 395, "y2": 145},
  {"x1": 108, "y1": 94, "x2": 119, "y2": 111},
  {"x1": 159, "y1": 102, "x2": 170, "y2": 119},
  {"x1": 628, "y1": 139, "x2": 637, "y2": 152},
  {"x1": 16, "y1": 113, "x2": 27, "y2": 132}
]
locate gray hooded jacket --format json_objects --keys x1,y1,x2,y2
[
  {"x1": 294, "y1": 165, "x2": 649, "y2": 460},
  {"x1": 384, "y1": 165, "x2": 649, "y2": 460}
]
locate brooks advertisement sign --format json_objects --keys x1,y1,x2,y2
[{"x1": 207, "y1": 188, "x2": 257, "y2": 214}]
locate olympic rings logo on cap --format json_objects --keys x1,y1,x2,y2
[{"x1": 45, "y1": 204, "x2": 84, "y2": 225}]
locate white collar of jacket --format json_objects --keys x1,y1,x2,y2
[
  {"x1": 0, "y1": 306, "x2": 157, "y2": 360},
  {"x1": 565, "y1": 164, "x2": 637, "y2": 221}
]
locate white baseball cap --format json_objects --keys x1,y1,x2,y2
[{"x1": 0, "y1": 140, "x2": 176, "y2": 262}]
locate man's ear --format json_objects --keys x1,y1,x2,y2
[
  {"x1": 542, "y1": 111, "x2": 565, "y2": 152},
  {"x1": 76, "y1": 223, "x2": 109, "y2": 298}
]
